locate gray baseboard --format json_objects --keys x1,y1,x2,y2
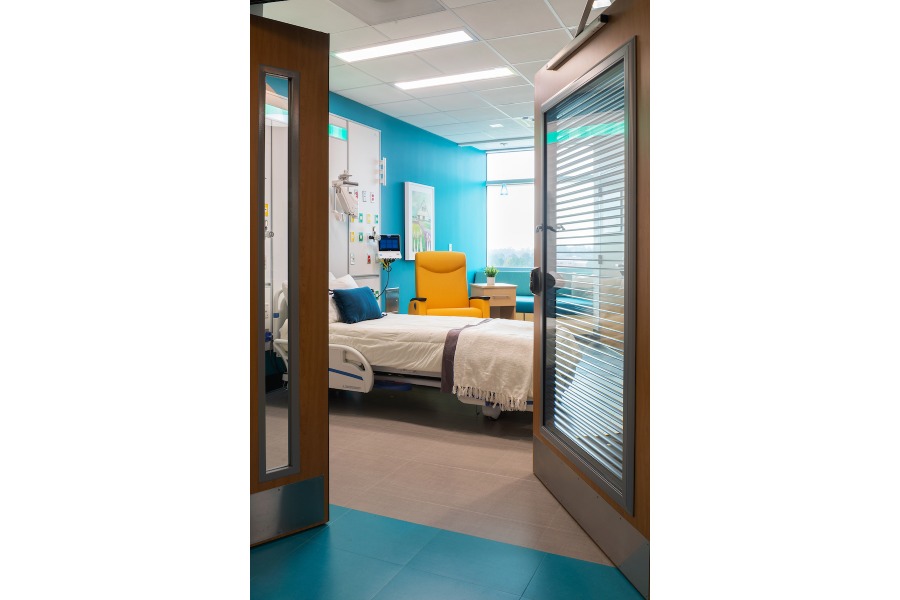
[{"x1": 534, "y1": 440, "x2": 649, "y2": 598}]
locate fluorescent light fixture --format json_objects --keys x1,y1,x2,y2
[
  {"x1": 490, "y1": 124, "x2": 503, "y2": 128},
  {"x1": 335, "y1": 30, "x2": 472, "y2": 63},
  {"x1": 396, "y1": 67, "x2": 514, "y2": 90},
  {"x1": 592, "y1": 0, "x2": 611, "y2": 8}
]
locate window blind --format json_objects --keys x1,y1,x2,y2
[{"x1": 543, "y1": 58, "x2": 631, "y2": 499}]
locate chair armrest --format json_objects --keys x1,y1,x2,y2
[
  {"x1": 468, "y1": 297, "x2": 491, "y2": 318},
  {"x1": 408, "y1": 297, "x2": 429, "y2": 315}
]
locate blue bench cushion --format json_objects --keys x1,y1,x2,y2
[
  {"x1": 472, "y1": 270, "x2": 534, "y2": 313},
  {"x1": 515, "y1": 296, "x2": 534, "y2": 314}
]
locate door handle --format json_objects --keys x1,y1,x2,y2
[{"x1": 530, "y1": 267, "x2": 541, "y2": 295}]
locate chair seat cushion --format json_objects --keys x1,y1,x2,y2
[{"x1": 427, "y1": 307, "x2": 484, "y2": 318}]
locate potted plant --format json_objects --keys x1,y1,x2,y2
[{"x1": 484, "y1": 265, "x2": 499, "y2": 286}]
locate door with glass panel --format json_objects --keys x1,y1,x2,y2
[
  {"x1": 533, "y1": 37, "x2": 647, "y2": 597},
  {"x1": 250, "y1": 15, "x2": 330, "y2": 547}
]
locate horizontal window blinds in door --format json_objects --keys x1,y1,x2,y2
[{"x1": 542, "y1": 56, "x2": 634, "y2": 510}]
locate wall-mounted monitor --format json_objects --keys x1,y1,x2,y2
[{"x1": 377, "y1": 234, "x2": 402, "y2": 260}]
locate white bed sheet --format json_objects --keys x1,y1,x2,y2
[{"x1": 328, "y1": 313, "x2": 491, "y2": 375}]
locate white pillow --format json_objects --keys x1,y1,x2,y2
[
  {"x1": 328, "y1": 274, "x2": 358, "y2": 323},
  {"x1": 331, "y1": 274, "x2": 357, "y2": 289},
  {"x1": 279, "y1": 318, "x2": 289, "y2": 340},
  {"x1": 281, "y1": 280, "x2": 289, "y2": 304}
]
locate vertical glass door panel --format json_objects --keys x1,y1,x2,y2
[
  {"x1": 542, "y1": 55, "x2": 634, "y2": 511},
  {"x1": 259, "y1": 69, "x2": 300, "y2": 480}
]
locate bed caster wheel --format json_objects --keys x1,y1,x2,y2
[{"x1": 481, "y1": 405, "x2": 502, "y2": 420}]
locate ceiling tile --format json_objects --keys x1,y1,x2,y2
[
  {"x1": 401, "y1": 113, "x2": 461, "y2": 127},
  {"x1": 261, "y1": 1, "x2": 367, "y2": 33},
  {"x1": 445, "y1": 106, "x2": 508, "y2": 123},
  {"x1": 402, "y1": 82, "x2": 474, "y2": 98},
  {"x1": 330, "y1": 27, "x2": 389, "y2": 52},
  {"x1": 511, "y1": 61, "x2": 546, "y2": 84},
  {"x1": 330, "y1": 56, "x2": 344, "y2": 67},
  {"x1": 495, "y1": 101, "x2": 536, "y2": 118},
  {"x1": 336, "y1": 84, "x2": 413, "y2": 105},
  {"x1": 547, "y1": 0, "x2": 604, "y2": 28},
  {"x1": 465, "y1": 117, "x2": 533, "y2": 132},
  {"x1": 373, "y1": 10, "x2": 468, "y2": 39},
  {"x1": 444, "y1": 132, "x2": 497, "y2": 144},
  {"x1": 421, "y1": 92, "x2": 490, "y2": 111},
  {"x1": 331, "y1": 0, "x2": 445, "y2": 27},
  {"x1": 463, "y1": 74, "x2": 530, "y2": 92},
  {"x1": 440, "y1": 0, "x2": 491, "y2": 8},
  {"x1": 488, "y1": 29, "x2": 572, "y2": 64},
  {"x1": 329, "y1": 65, "x2": 383, "y2": 91},
  {"x1": 475, "y1": 85, "x2": 535, "y2": 106},
  {"x1": 352, "y1": 54, "x2": 443, "y2": 82},
  {"x1": 453, "y1": 0, "x2": 562, "y2": 40},
  {"x1": 368, "y1": 99, "x2": 437, "y2": 117},
  {"x1": 417, "y1": 41, "x2": 506, "y2": 74},
  {"x1": 426, "y1": 122, "x2": 488, "y2": 135}
]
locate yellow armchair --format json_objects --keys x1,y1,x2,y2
[{"x1": 407, "y1": 251, "x2": 490, "y2": 318}]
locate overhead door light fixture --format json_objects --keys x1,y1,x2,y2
[
  {"x1": 335, "y1": 30, "x2": 473, "y2": 63},
  {"x1": 396, "y1": 67, "x2": 514, "y2": 90}
]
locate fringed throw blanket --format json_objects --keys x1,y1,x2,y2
[{"x1": 441, "y1": 318, "x2": 533, "y2": 411}]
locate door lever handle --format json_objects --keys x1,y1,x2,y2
[{"x1": 530, "y1": 267, "x2": 542, "y2": 295}]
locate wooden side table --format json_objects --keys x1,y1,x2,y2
[{"x1": 470, "y1": 283, "x2": 517, "y2": 319}]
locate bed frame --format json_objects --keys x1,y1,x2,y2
[{"x1": 328, "y1": 343, "x2": 515, "y2": 418}]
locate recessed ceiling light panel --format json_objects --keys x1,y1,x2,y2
[
  {"x1": 395, "y1": 67, "x2": 515, "y2": 91},
  {"x1": 490, "y1": 124, "x2": 503, "y2": 128},
  {"x1": 335, "y1": 30, "x2": 472, "y2": 63}
]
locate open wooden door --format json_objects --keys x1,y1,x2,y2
[
  {"x1": 250, "y1": 14, "x2": 330, "y2": 546},
  {"x1": 532, "y1": 0, "x2": 649, "y2": 596}
]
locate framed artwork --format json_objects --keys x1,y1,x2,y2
[{"x1": 404, "y1": 182, "x2": 434, "y2": 260}]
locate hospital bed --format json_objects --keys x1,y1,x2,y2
[
  {"x1": 329, "y1": 313, "x2": 535, "y2": 418},
  {"x1": 272, "y1": 285, "x2": 289, "y2": 381}
]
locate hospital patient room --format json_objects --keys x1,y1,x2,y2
[
  {"x1": 261, "y1": 79, "x2": 630, "y2": 556},
  {"x1": 253, "y1": 6, "x2": 647, "y2": 595}
]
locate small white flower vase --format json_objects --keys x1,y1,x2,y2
[{"x1": 486, "y1": 276, "x2": 496, "y2": 286}]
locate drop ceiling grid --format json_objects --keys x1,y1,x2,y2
[{"x1": 269, "y1": 0, "x2": 602, "y2": 146}]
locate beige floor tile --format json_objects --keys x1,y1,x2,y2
[
  {"x1": 536, "y1": 526, "x2": 613, "y2": 565},
  {"x1": 548, "y1": 504, "x2": 588, "y2": 534},
  {"x1": 329, "y1": 448, "x2": 409, "y2": 506},
  {"x1": 328, "y1": 388, "x2": 614, "y2": 567}
]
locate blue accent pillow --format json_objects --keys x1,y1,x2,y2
[{"x1": 332, "y1": 287, "x2": 383, "y2": 324}]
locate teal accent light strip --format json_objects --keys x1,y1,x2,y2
[
  {"x1": 547, "y1": 121, "x2": 625, "y2": 144},
  {"x1": 265, "y1": 105, "x2": 288, "y2": 117},
  {"x1": 329, "y1": 124, "x2": 348, "y2": 140}
]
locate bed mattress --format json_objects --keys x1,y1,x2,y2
[{"x1": 328, "y1": 313, "x2": 523, "y2": 375}]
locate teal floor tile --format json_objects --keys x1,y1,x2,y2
[
  {"x1": 372, "y1": 567, "x2": 522, "y2": 600},
  {"x1": 251, "y1": 542, "x2": 402, "y2": 600},
  {"x1": 329, "y1": 504, "x2": 351, "y2": 522},
  {"x1": 522, "y1": 553, "x2": 643, "y2": 600},
  {"x1": 250, "y1": 523, "x2": 327, "y2": 581},
  {"x1": 406, "y1": 530, "x2": 546, "y2": 596},
  {"x1": 311, "y1": 508, "x2": 440, "y2": 566}
]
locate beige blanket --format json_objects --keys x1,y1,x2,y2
[{"x1": 449, "y1": 318, "x2": 533, "y2": 411}]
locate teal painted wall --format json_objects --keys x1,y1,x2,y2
[{"x1": 329, "y1": 92, "x2": 487, "y2": 313}]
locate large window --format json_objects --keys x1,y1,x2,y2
[{"x1": 486, "y1": 150, "x2": 534, "y2": 268}]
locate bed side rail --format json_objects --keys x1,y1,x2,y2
[{"x1": 328, "y1": 344, "x2": 374, "y2": 393}]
